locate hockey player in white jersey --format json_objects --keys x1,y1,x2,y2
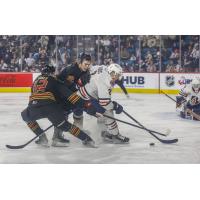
[
  {"x1": 178, "y1": 77, "x2": 200, "y2": 119},
  {"x1": 77, "y1": 63, "x2": 129, "y2": 143}
]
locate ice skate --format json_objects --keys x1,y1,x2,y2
[
  {"x1": 52, "y1": 137, "x2": 70, "y2": 147},
  {"x1": 82, "y1": 137, "x2": 97, "y2": 148},
  {"x1": 35, "y1": 134, "x2": 49, "y2": 147},
  {"x1": 101, "y1": 131, "x2": 129, "y2": 144},
  {"x1": 52, "y1": 128, "x2": 70, "y2": 147}
]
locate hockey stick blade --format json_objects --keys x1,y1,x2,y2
[
  {"x1": 6, "y1": 124, "x2": 54, "y2": 149},
  {"x1": 6, "y1": 134, "x2": 39, "y2": 149},
  {"x1": 6, "y1": 144, "x2": 28, "y2": 149},
  {"x1": 103, "y1": 114, "x2": 178, "y2": 144},
  {"x1": 156, "y1": 137, "x2": 178, "y2": 144}
]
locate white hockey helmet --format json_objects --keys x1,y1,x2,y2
[
  {"x1": 192, "y1": 78, "x2": 200, "y2": 92},
  {"x1": 107, "y1": 63, "x2": 123, "y2": 80}
]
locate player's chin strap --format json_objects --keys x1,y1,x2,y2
[
  {"x1": 103, "y1": 114, "x2": 178, "y2": 144},
  {"x1": 161, "y1": 90, "x2": 200, "y2": 120}
]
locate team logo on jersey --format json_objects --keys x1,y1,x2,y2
[
  {"x1": 178, "y1": 76, "x2": 192, "y2": 85},
  {"x1": 165, "y1": 75, "x2": 175, "y2": 87}
]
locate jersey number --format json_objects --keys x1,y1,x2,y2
[{"x1": 33, "y1": 79, "x2": 48, "y2": 93}]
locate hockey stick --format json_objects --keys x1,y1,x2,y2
[
  {"x1": 103, "y1": 114, "x2": 178, "y2": 144},
  {"x1": 160, "y1": 90, "x2": 177, "y2": 103},
  {"x1": 161, "y1": 90, "x2": 187, "y2": 108},
  {"x1": 6, "y1": 124, "x2": 54, "y2": 149},
  {"x1": 122, "y1": 110, "x2": 170, "y2": 136}
]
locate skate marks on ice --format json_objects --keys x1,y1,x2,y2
[{"x1": 1, "y1": 93, "x2": 200, "y2": 163}]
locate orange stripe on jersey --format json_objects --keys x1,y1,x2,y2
[
  {"x1": 71, "y1": 96, "x2": 80, "y2": 104},
  {"x1": 68, "y1": 93, "x2": 78, "y2": 102},
  {"x1": 68, "y1": 93, "x2": 81, "y2": 104},
  {"x1": 30, "y1": 92, "x2": 55, "y2": 101}
]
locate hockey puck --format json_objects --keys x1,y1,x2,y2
[{"x1": 149, "y1": 142, "x2": 155, "y2": 146}]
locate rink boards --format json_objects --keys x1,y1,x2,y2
[{"x1": 1, "y1": 72, "x2": 200, "y2": 94}]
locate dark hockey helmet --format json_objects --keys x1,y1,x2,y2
[{"x1": 41, "y1": 65, "x2": 55, "y2": 75}]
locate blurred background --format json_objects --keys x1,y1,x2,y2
[{"x1": 0, "y1": 35, "x2": 199, "y2": 73}]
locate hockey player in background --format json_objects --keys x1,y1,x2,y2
[
  {"x1": 21, "y1": 65, "x2": 105, "y2": 147},
  {"x1": 77, "y1": 63, "x2": 130, "y2": 144},
  {"x1": 177, "y1": 77, "x2": 200, "y2": 119},
  {"x1": 115, "y1": 77, "x2": 130, "y2": 98}
]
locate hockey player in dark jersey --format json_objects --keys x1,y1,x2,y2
[
  {"x1": 57, "y1": 53, "x2": 91, "y2": 92},
  {"x1": 115, "y1": 78, "x2": 130, "y2": 98},
  {"x1": 50, "y1": 53, "x2": 92, "y2": 146},
  {"x1": 21, "y1": 65, "x2": 105, "y2": 147}
]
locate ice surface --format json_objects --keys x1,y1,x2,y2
[{"x1": 0, "y1": 93, "x2": 200, "y2": 164}]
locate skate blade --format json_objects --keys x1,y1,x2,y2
[
  {"x1": 51, "y1": 142, "x2": 69, "y2": 147},
  {"x1": 103, "y1": 138, "x2": 130, "y2": 144},
  {"x1": 83, "y1": 143, "x2": 98, "y2": 148},
  {"x1": 36, "y1": 143, "x2": 50, "y2": 148}
]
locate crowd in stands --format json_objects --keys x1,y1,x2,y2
[{"x1": 0, "y1": 35, "x2": 199, "y2": 73}]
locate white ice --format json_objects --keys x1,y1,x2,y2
[{"x1": 0, "y1": 92, "x2": 200, "y2": 164}]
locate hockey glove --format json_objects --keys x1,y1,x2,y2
[
  {"x1": 113, "y1": 101, "x2": 123, "y2": 114},
  {"x1": 77, "y1": 71, "x2": 91, "y2": 87},
  {"x1": 84, "y1": 99, "x2": 106, "y2": 116},
  {"x1": 190, "y1": 96, "x2": 199, "y2": 106},
  {"x1": 176, "y1": 96, "x2": 187, "y2": 108}
]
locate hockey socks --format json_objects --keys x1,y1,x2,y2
[
  {"x1": 69, "y1": 124, "x2": 91, "y2": 141},
  {"x1": 27, "y1": 121, "x2": 44, "y2": 136}
]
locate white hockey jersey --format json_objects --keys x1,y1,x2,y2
[
  {"x1": 77, "y1": 65, "x2": 114, "y2": 110},
  {"x1": 179, "y1": 84, "x2": 200, "y2": 104}
]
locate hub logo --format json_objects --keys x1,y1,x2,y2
[
  {"x1": 123, "y1": 76, "x2": 145, "y2": 85},
  {"x1": 165, "y1": 75, "x2": 175, "y2": 87},
  {"x1": 178, "y1": 76, "x2": 192, "y2": 85}
]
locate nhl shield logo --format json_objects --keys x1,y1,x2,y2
[{"x1": 165, "y1": 75, "x2": 175, "y2": 87}]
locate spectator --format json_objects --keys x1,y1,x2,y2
[
  {"x1": 0, "y1": 59, "x2": 8, "y2": 71},
  {"x1": 0, "y1": 35, "x2": 200, "y2": 73},
  {"x1": 165, "y1": 60, "x2": 175, "y2": 73},
  {"x1": 25, "y1": 53, "x2": 35, "y2": 68},
  {"x1": 174, "y1": 60, "x2": 183, "y2": 72},
  {"x1": 147, "y1": 60, "x2": 157, "y2": 72}
]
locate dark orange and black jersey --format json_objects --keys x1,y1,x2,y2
[
  {"x1": 57, "y1": 63, "x2": 88, "y2": 91},
  {"x1": 29, "y1": 74, "x2": 84, "y2": 108}
]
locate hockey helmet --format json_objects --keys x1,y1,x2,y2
[
  {"x1": 107, "y1": 63, "x2": 123, "y2": 80},
  {"x1": 192, "y1": 78, "x2": 200, "y2": 93},
  {"x1": 41, "y1": 65, "x2": 55, "y2": 75}
]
